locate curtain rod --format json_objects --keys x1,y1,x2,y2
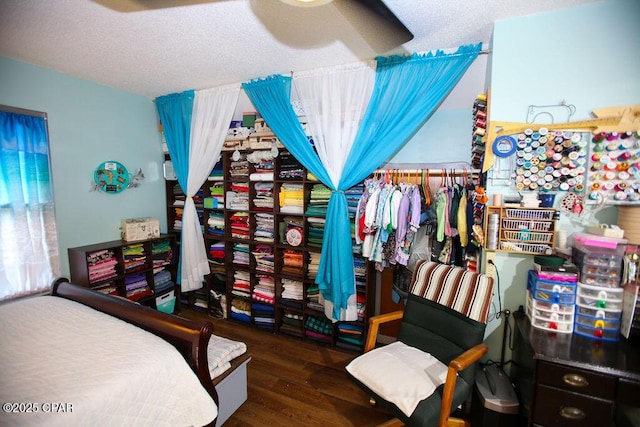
[
  {"x1": 374, "y1": 168, "x2": 480, "y2": 175},
  {"x1": 479, "y1": 49, "x2": 492, "y2": 55}
]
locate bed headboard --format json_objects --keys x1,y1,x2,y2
[{"x1": 51, "y1": 278, "x2": 218, "y2": 406}]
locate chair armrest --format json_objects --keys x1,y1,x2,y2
[
  {"x1": 363, "y1": 310, "x2": 404, "y2": 353},
  {"x1": 438, "y1": 343, "x2": 488, "y2": 427}
]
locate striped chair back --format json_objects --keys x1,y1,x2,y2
[{"x1": 409, "y1": 260, "x2": 494, "y2": 324}]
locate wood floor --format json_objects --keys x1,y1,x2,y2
[{"x1": 179, "y1": 309, "x2": 395, "y2": 427}]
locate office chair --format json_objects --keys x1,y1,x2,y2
[{"x1": 346, "y1": 260, "x2": 494, "y2": 427}]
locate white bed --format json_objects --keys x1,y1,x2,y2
[{"x1": 0, "y1": 282, "x2": 220, "y2": 426}]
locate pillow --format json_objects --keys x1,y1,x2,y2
[
  {"x1": 410, "y1": 261, "x2": 494, "y2": 324},
  {"x1": 346, "y1": 341, "x2": 449, "y2": 417}
]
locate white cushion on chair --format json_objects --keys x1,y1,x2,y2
[{"x1": 346, "y1": 341, "x2": 449, "y2": 417}]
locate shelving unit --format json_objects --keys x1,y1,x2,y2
[
  {"x1": 484, "y1": 206, "x2": 558, "y2": 255},
  {"x1": 163, "y1": 132, "x2": 375, "y2": 350},
  {"x1": 68, "y1": 234, "x2": 178, "y2": 310},
  {"x1": 220, "y1": 146, "x2": 375, "y2": 350}
]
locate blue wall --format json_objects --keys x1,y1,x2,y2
[
  {"x1": 485, "y1": 0, "x2": 640, "y2": 361},
  {"x1": 0, "y1": 56, "x2": 166, "y2": 277}
]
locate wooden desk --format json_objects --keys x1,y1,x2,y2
[{"x1": 512, "y1": 309, "x2": 640, "y2": 427}]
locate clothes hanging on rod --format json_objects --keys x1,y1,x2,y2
[{"x1": 355, "y1": 168, "x2": 482, "y2": 272}]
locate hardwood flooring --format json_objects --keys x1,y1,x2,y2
[{"x1": 179, "y1": 309, "x2": 395, "y2": 427}]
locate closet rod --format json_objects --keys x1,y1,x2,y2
[{"x1": 374, "y1": 168, "x2": 480, "y2": 176}]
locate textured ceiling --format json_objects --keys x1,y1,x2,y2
[{"x1": 0, "y1": 0, "x2": 599, "y2": 99}]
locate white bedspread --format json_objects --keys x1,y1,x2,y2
[{"x1": 0, "y1": 296, "x2": 218, "y2": 427}]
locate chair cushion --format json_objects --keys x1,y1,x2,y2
[
  {"x1": 345, "y1": 341, "x2": 448, "y2": 417},
  {"x1": 409, "y1": 260, "x2": 493, "y2": 324}
]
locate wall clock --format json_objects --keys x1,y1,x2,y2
[{"x1": 94, "y1": 161, "x2": 129, "y2": 194}]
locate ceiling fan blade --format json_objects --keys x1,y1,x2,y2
[{"x1": 333, "y1": 0, "x2": 413, "y2": 52}]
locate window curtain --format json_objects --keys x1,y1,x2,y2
[
  {"x1": 0, "y1": 111, "x2": 60, "y2": 299},
  {"x1": 291, "y1": 62, "x2": 376, "y2": 321},
  {"x1": 156, "y1": 87, "x2": 240, "y2": 292},
  {"x1": 243, "y1": 43, "x2": 481, "y2": 320}
]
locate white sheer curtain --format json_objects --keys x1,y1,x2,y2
[
  {"x1": 180, "y1": 84, "x2": 240, "y2": 292},
  {"x1": 292, "y1": 61, "x2": 376, "y2": 320}
]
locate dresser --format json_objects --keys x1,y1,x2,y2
[{"x1": 512, "y1": 308, "x2": 640, "y2": 427}]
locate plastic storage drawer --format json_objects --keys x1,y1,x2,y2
[
  {"x1": 574, "y1": 323, "x2": 620, "y2": 342},
  {"x1": 576, "y1": 283, "x2": 624, "y2": 311},
  {"x1": 575, "y1": 303, "x2": 623, "y2": 321},
  {"x1": 575, "y1": 313, "x2": 621, "y2": 330},
  {"x1": 572, "y1": 245, "x2": 623, "y2": 267}
]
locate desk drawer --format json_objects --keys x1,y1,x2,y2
[
  {"x1": 536, "y1": 361, "x2": 616, "y2": 400},
  {"x1": 534, "y1": 384, "x2": 614, "y2": 427}
]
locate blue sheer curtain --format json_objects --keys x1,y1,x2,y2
[
  {"x1": 243, "y1": 44, "x2": 481, "y2": 319},
  {"x1": 320, "y1": 44, "x2": 482, "y2": 317},
  {"x1": 0, "y1": 110, "x2": 59, "y2": 299},
  {"x1": 155, "y1": 90, "x2": 195, "y2": 287}
]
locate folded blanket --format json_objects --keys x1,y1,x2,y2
[{"x1": 207, "y1": 335, "x2": 247, "y2": 379}]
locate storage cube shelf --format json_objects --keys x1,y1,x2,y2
[
  {"x1": 485, "y1": 206, "x2": 557, "y2": 254},
  {"x1": 68, "y1": 234, "x2": 177, "y2": 310},
  {"x1": 164, "y1": 144, "x2": 375, "y2": 352}
]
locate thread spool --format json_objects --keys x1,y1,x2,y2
[{"x1": 556, "y1": 230, "x2": 567, "y2": 249}]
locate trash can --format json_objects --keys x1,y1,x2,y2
[{"x1": 471, "y1": 363, "x2": 519, "y2": 427}]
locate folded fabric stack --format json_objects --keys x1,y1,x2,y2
[
  {"x1": 282, "y1": 249, "x2": 305, "y2": 277},
  {"x1": 206, "y1": 213, "x2": 224, "y2": 239},
  {"x1": 307, "y1": 252, "x2": 320, "y2": 280},
  {"x1": 306, "y1": 217, "x2": 325, "y2": 248},
  {"x1": 305, "y1": 315, "x2": 334, "y2": 343},
  {"x1": 252, "y1": 245, "x2": 274, "y2": 273},
  {"x1": 253, "y1": 182, "x2": 274, "y2": 210},
  {"x1": 154, "y1": 269, "x2": 174, "y2": 294},
  {"x1": 354, "y1": 255, "x2": 368, "y2": 321},
  {"x1": 252, "y1": 274, "x2": 275, "y2": 305},
  {"x1": 208, "y1": 241, "x2": 226, "y2": 273},
  {"x1": 280, "y1": 216, "x2": 304, "y2": 246},
  {"x1": 231, "y1": 270, "x2": 251, "y2": 298},
  {"x1": 207, "y1": 334, "x2": 247, "y2": 379},
  {"x1": 336, "y1": 322, "x2": 365, "y2": 351},
  {"x1": 254, "y1": 213, "x2": 274, "y2": 243},
  {"x1": 281, "y1": 278, "x2": 304, "y2": 309},
  {"x1": 87, "y1": 249, "x2": 118, "y2": 283},
  {"x1": 232, "y1": 242, "x2": 250, "y2": 266},
  {"x1": 280, "y1": 310, "x2": 304, "y2": 337},
  {"x1": 306, "y1": 171, "x2": 320, "y2": 182},
  {"x1": 228, "y1": 182, "x2": 249, "y2": 210},
  {"x1": 123, "y1": 243, "x2": 146, "y2": 271},
  {"x1": 172, "y1": 183, "x2": 185, "y2": 231},
  {"x1": 151, "y1": 239, "x2": 173, "y2": 269},
  {"x1": 305, "y1": 183, "x2": 331, "y2": 216},
  {"x1": 229, "y1": 157, "x2": 249, "y2": 179},
  {"x1": 278, "y1": 151, "x2": 304, "y2": 180},
  {"x1": 230, "y1": 297, "x2": 251, "y2": 323},
  {"x1": 279, "y1": 183, "x2": 304, "y2": 214},
  {"x1": 173, "y1": 206, "x2": 183, "y2": 231},
  {"x1": 208, "y1": 182, "x2": 225, "y2": 207},
  {"x1": 345, "y1": 183, "x2": 364, "y2": 218},
  {"x1": 230, "y1": 212, "x2": 249, "y2": 240},
  {"x1": 252, "y1": 302, "x2": 275, "y2": 330},
  {"x1": 125, "y1": 273, "x2": 151, "y2": 301},
  {"x1": 306, "y1": 283, "x2": 323, "y2": 312},
  {"x1": 208, "y1": 161, "x2": 224, "y2": 181},
  {"x1": 95, "y1": 282, "x2": 118, "y2": 296},
  {"x1": 248, "y1": 152, "x2": 274, "y2": 181}
]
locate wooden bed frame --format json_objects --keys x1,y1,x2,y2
[{"x1": 51, "y1": 278, "x2": 219, "y2": 421}]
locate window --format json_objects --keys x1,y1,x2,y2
[{"x1": 0, "y1": 105, "x2": 60, "y2": 300}]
